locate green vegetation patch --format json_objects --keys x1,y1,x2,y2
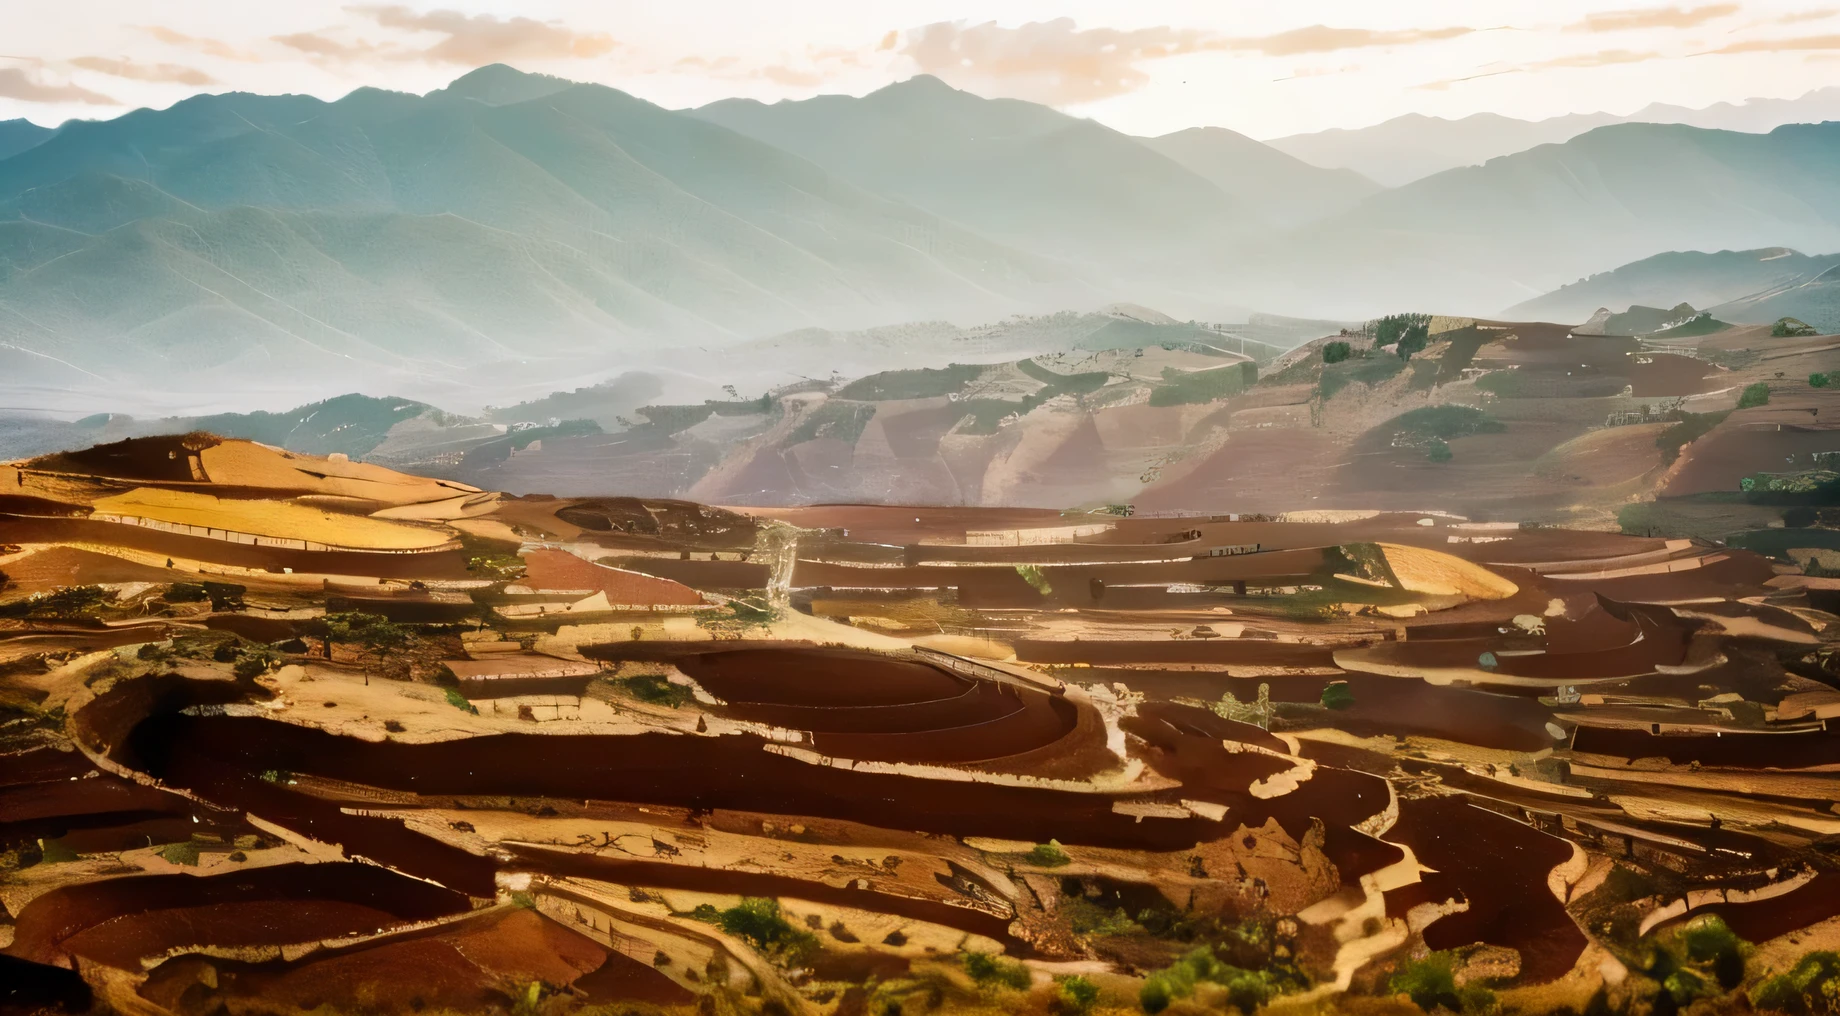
[
  {"x1": 1017, "y1": 358, "x2": 1110, "y2": 394},
  {"x1": 1388, "y1": 951, "x2": 1495, "y2": 1015},
  {"x1": 0, "y1": 585, "x2": 109, "y2": 620},
  {"x1": 1140, "y1": 944, "x2": 1309, "y2": 1015},
  {"x1": 1388, "y1": 405, "x2": 1505, "y2": 445},
  {"x1": 700, "y1": 898, "x2": 817, "y2": 966},
  {"x1": 1655, "y1": 410, "x2": 1731, "y2": 465},
  {"x1": 1319, "y1": 352, "x2": 1406, "y2": 401},
  {"x1": 1015, "y1": 565, "x2": 1053, "y2": 596},
  {"x1": 1739, "y1": 382, "x2": 1772, "y2": 409},
  {"x1": 1775, "y1": 317, "x2": 1820, "y2": 338},
  {"x1": 1321, "y1": 340, "x2": 1351, "y2": 364},
  {"x1": 1023, "y1": 839, "x2": 1071, "y2": 867},
  {"x1": 1320, "y1": 681, "x2": 1355, "y2": 710},
  {"x1": 635, "y1": 404, "x2": 714, "y2": 435},
  {"x1": 1150, "y1": 362, "x2": 1257, "y2": 407},
  {"x1": 1752, "y1": 950, "x2": 1840, "y2": 1015},
  {"x1": 835, "y1": 363, "x2": 984, "y2": 401},
  {"x1": 1371, "y1": 313, "x2": 1431, "y2": 355},
  {"x1": 962, "y1": 951, "x2": 1032, "y2": 991},
  {"x1": 613, "y1": 673, "x2": 694, "y2": 708},
  {"x1": 783, "y1": 401, "x2": 877, "y2": 446}
]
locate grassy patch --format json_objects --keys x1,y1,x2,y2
[
  {"x1": 1150, "y1": 363, "x2": 1256, "y2": 407},
  {"x1": 1389, "y1": 405, "x2": 1506, "y2": 441},
  {"x1": 614, "y1": 673, "x2": 693, "y2": 708},
  {"x1": 1319, "y1": 353, "x2": 1405, "y2": 401},
  {"x1": 1389, "y1": 952, "x2": 1495, "y2": 1014},
  {"x1": 783, "y1": 401, "x2": 877, "y2": 446},
  {"x1": 1739, "y1": 382, "x2": 1771, "y2": 409},
  {"x1": 1024, "y1": 840, "x2": 1071, "y2": 866},
  {"x1": 963, "y1": 951, "x2": 1032, "y2": 991},
  {"x1": 703, "y1": 898, "x2": 818, "y2": 966},
  {"x1": 443, "y1": 687, "x2": 479, "y2": 714},
  {"x1": 836, "y1": 363, "x2": 984, "y2": 401},
  {"x1": 1656, "y1": 410, "x2": 1731, "y2": 465}
]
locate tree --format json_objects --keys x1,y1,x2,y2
[
  {"x1": 323, "y1": 612, "x2": 414, "y2": 683},
  {"x1": 1323, "y1": 341, "x2": 1352, "y2": 364},
  {"x1": 1812, "y1": 373, "x2": 1831, "y2": 388},
  {"x1": 1739, "y1": 383, "x2": 1771, "y2": 409}
]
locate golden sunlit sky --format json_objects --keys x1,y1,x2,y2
[{"x1": 3, "y1": 1, "x2": 1838, "y2": 138}]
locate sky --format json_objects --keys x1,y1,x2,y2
[{"x1": 2, "y1": 1, "x2": 1838, "y2": 138}]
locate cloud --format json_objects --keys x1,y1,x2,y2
[
  {"x1": 1225, "y1": 24, "x2": 1477, "y2": 56},
  {"x1": 1700, "y1": 32, "x2": 1840, "y2": 52},
  {"x1": 1778, "y1": 8, "x2": 1838, "y2": 22},
  {"x1": 901, "y1": 19, "x2": 1217, "y2": 105},
  {"x1": 0, "y1": 67, "x2": 117, "y2": 104},
  {"x1": 1417, "y1": 48, "x2": 1662, "y2": 88},
  {"x1": 349, "y1": 6, "x2": 616, "y2": 64},
  {"x1": 1565, "y1": 4, "x2": 1740, "y2": 32},
  {"x1": 137, "y1": 26, "x2": 261, "y2": 62},
  {"x1": 69, "y1": 56, "x2": 216, "y2": 86},
  {"x1": 271, "y1": 31, "x2": 386, "y2": 60},
  {"x1": 900, "y1": 18, "x2": 1477, "y2": 106}
]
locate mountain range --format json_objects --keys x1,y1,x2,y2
[
  {"x1": 1268, "y1": 86, "x2": 1840, "y2": 187},
  {"x1": 1507, "y1": 247, "x2": 1840, "y2": 326},
  {"x1": 3, "y1": 66, "x2": 1840, "y2": 408}
]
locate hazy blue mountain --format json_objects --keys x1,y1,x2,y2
[
  {"x1": 1505, "y1": 247, "x2": 1840, "y2": 323},
  {"x1": 1268, "y1": 111, "x2": 1626, "y2": 188},
  {"x1": 1268, "y1": 87, "x2": 1840, "y2": 186},
  {"x1": 0, "y1": 119, "x2": 52, "y2": 162},
  {"x1": 1254, "y1": 122, "x2": 1840, "y2": 317},
  {"x1": 0, "y1": 67, "x2": 1084, "y2": 390},
  {"x1": 690, "y1": 76, "x2": 1258, "y2": 285},
  {"x1": 1138, "y1": 127, "x2": 1381, "y2": 227}
]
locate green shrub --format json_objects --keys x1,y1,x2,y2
[
  {"x1": 1773, "y1": 317, "x2": 1819, "y2": 338},
  {"x1": 713, "y1": 898, "x2": 818, "y2": 966},
  {"x1": 1426, "y1": 439, "x2": 1453, "y2": 463},
  {"x1": 1813, "y1": 373, "x2": 1831, "y2": 388},
  {"x1": 1016, "y1": 565, "x2": 1053, "y2": 596},
  {"x1": 963, "y1": 951, "x2": 1032, "y2": 990},
  {"x1": 1025, "y1": 840, "x2": 1071, "y2": 866},
  {"x1": 1323, "y1": 341, "x2": 1352, "y2": 364},
  {"x1": 1053, "y1": 974, "x2": 1099, "y2": 1015},
  {"x1": 1389, "y1": 952, "x2": 1494, "y2": 1014},
  {"x1": 1740, "y1": 382, "x2": 1772, "y2": 409},
  {"x1": 160, "y1": 840, "x2": 201, "y2": 866},
  {"x1": 1320, "y1": 682, "x2": 1355, "y2": 710},
  {"x1": 1140, "y1": 975, "x2": 1173, "y2": 1014},
  {"x1": 1751, "y1": 950, "x2": 1840, "y2": 1014},
  {"x1": 1372, "y1": 313, "x2": 1432, "y2": 351}
]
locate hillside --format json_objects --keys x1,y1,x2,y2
[
  {"x1": 690, "y1": 76, "x2": 1258, "y2": 296},
  {"x1": 1255, "y1": 122, "x2": 1840, "y2": 317},
  {"x1": 1139, "y1": 126, "x2": 1381, "y2": 226},
  {"x1": 0, "y1": 67, "x2": 1083, "y2": 391},
  {"x1": 1505, "y1": 247, "x2": 1840, "y2": 322},
  {"x1": 0, "y1": 118, "x2": 52, "y2": 162}
]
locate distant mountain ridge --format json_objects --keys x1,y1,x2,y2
[
  {"x1": 1268, "y1": 86, "x2": 1840, "y2": 186},
  {"x1": 1254, "y1": 122, "x2": 1840, "y2": 317},
  {"x1": 5, "y1": 66, "x2": 1840, "y2": 398},
  {"x1": 1506, "y1": 247, "x2": 1840, "y2": 323}
]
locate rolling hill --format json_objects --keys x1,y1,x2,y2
[
  {"x1": 0, "y1": 118, "x2": 52, "y2": 162},
  {"x1": 1505, "y1": 247, "x2": 1840, "y2": 323}
]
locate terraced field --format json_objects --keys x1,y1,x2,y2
[{"x1": 4, "y1": 441, "x2": 1840, "y2": 1016}]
